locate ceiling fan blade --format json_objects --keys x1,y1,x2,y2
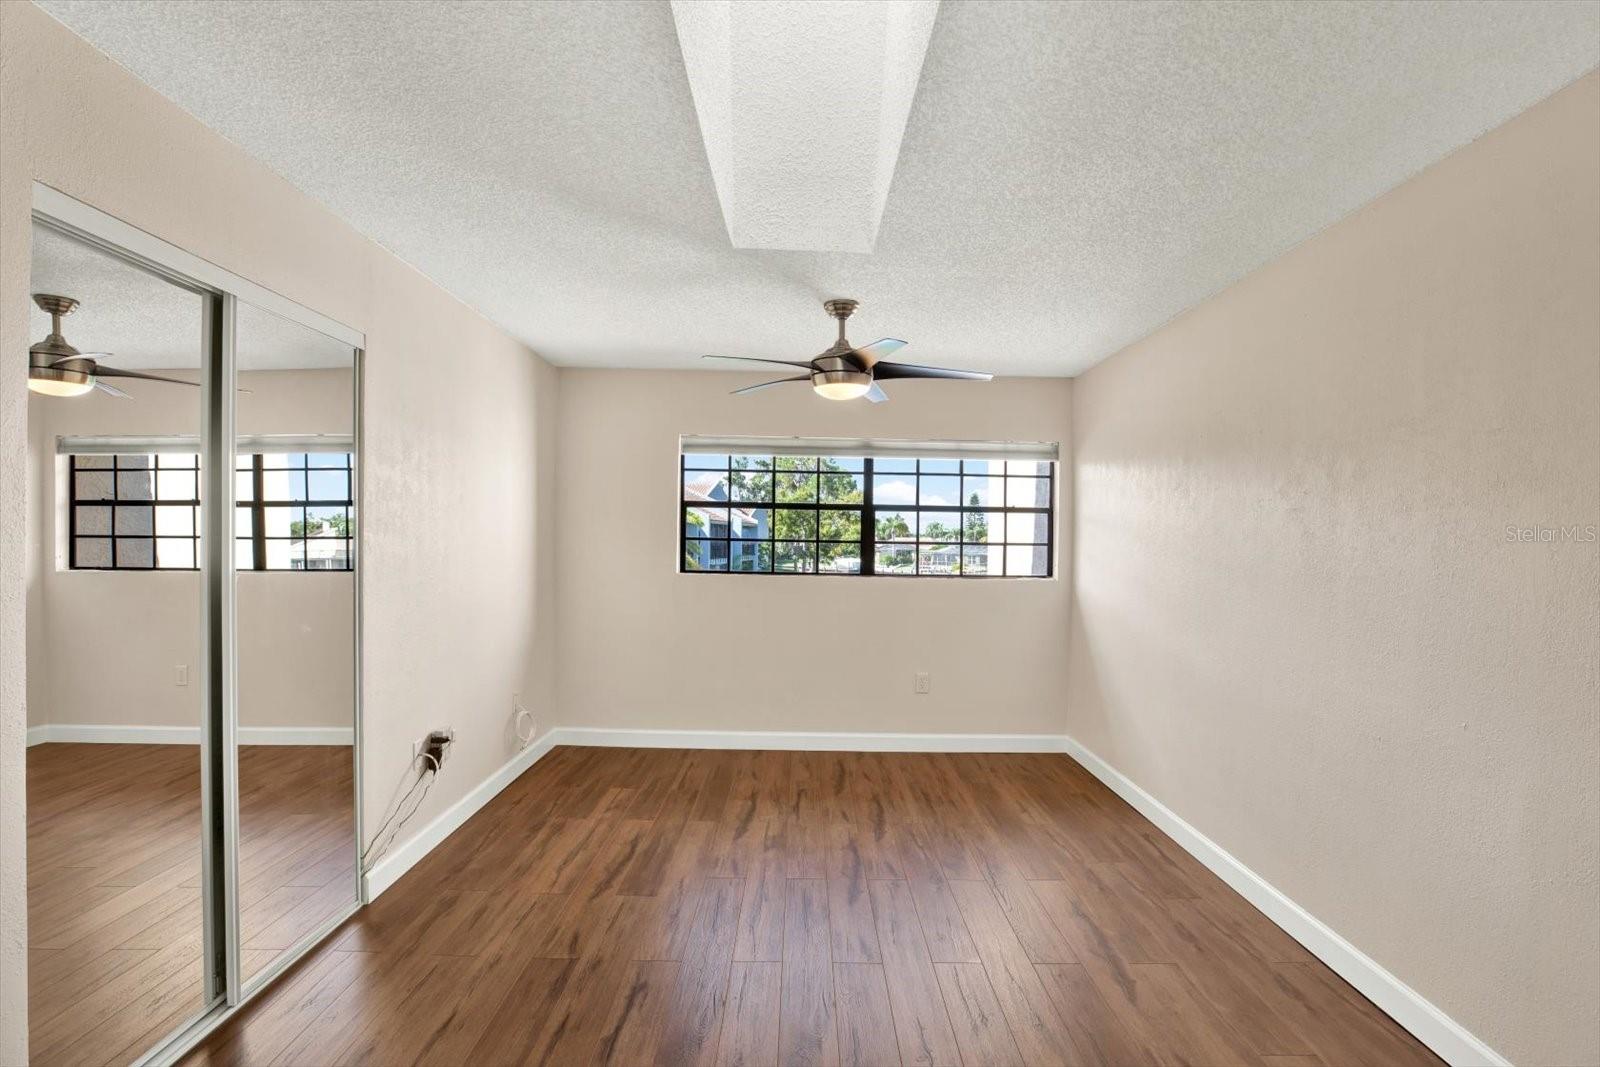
[
  {"x1": 703, "y1": 353, "x2": 816, "y2": 371},
  {"x1": 852, "y1": 338, "x2": 906, "y2": 367},
  {"x1": 730, "y1": 375, "x2": 810, "y2": 396},
  {"x1": 92, "y1": 378, "x2": 131, "y2": 399},
  {"x1": 864, "y1": 382, "x2": 888, "y2": 404},
  {"x1": 93, "y1": 367, "x2": 201, "y2": 387},
  {"x1": 871, "y1": 361, "x2": 993, "y2": 382}
]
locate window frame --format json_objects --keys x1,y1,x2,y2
[
  {"x1": 67, "y1": 450, "x2": 355, "y2": 573},
  {"x1": 679, "y1": 453, "x2": 1055, "y2": 579}
]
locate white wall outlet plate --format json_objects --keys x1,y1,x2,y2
[{"x1": 914, "y1": 672, "x2": 931, "y2": 694}]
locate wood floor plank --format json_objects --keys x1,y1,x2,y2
[
  {"x1": 868, "y1": 879, "x2": 962, "y2": 1067},
  {"x1": 718, "y1": 960, "x2": 782, "y2": 1067},
  {"x1": 835, "y1": 962, "x2": 902, "y2": 1066},
  {"x1": 935, "y1": 961, "x2": 1026, "y2": 1066},
  {"x1": 780, "y1": 878, "x2": 840, "y2": 1066},
  {"x1": 656, "y1": 877, "x2": 744, "y2": 1065},
  {"x1": 949, "y1": 878, "x2": 1092, "y2": 1066}
]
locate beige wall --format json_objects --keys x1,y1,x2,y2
[
  {"x1": 555, "y1": 370, "x2": 1071, "y2": 737},
  {"x1": 27, "y1": 369, "x2": 354, "y2": 732},
  {"x1": 0, "y1": 4, "x2": 559, "y2": 1058},
  {"x1": 1067, "y1": 71, "x2": 1600, "y2": 1066}
]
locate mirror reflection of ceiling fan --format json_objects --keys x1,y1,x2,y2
[
  {"x1": 703, "y1": 298, "x2": 993, "y2": 402},
  {"x1": 27, "y1": 293, "x2": 200, "y2": 398}
]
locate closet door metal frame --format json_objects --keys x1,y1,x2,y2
[{"x1": 31, "y1": 183, "x2": 366, "y2": 1066}]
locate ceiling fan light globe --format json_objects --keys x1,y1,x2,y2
[
  {"x1": 812, "y1": 370, "x2": 873, "y2": 401},
  {"x1": 28, "y1": 368, "x2": 95, "y2": 398}
]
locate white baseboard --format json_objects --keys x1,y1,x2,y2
[
  {"x1": 360, "y1": 729, "x2": 560, "y2": 901},
  {"x1": 26, "y1": 723, "x2": 354, "y2": 746},
  {"x1": 1060, "y1": 735, "x2": 1509, "y2": 1067},
  {"x1": 553, "y1": 727, "x2": 1072, "y2": 753}
]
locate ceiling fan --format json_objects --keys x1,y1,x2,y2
[
  {"x1": 703, "y1": 298, "x2": 992, "y2": 402},
  {"x1": 27, "y1": 293, "x2": 200, "y2": 398}
]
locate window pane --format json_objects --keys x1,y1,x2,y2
[
  {"x1": 918, "y1": 543, "x2": 960, "y2": 575},
  {"x1": 775, "y1": 472, "x2": 817, "y2": 503},
  {"x1": 1007, "y1": 476, "x2": 1049, "y2": 508},
  {"x1": 156, "y1": 538, "x2": 195, "y2": 568},
  {"x1": 307, "y1": 452, "x2": 347, "y2": 468},
  {"x1": 775, "y1": 456, "x2": 818, "y2": 471},
  {"x1": 729, "y1": 469, "x2": 772, "y2": 503},
  {"x1": 262, "y1": 452, "x2": 304, "y2": 469},
  {"x1": 114, "y1": 506, "x2": 154, "y2": 536},
  {"x1": 1006, "y1": 459, "x2": 1048, "y2": 476},
  {"x1": 818, "y1": 509, "x2": 860, "y2": 542},
  {"x1": 76, "y1": 537, "x2": 111, "y2": 567},
  {"x1": 964, "y1": 510, "x2": 1003, "y2": 546},
  {"x1": 820, "y1": 543, "x2": 862, "y2": 574},
  {"x1": 158, "y1": 452, "x2": 198, "y2": 468},
  {"x1": 75, "y1": 470, "x2": 114, "y2": 501},
  {"x1": 236, "y1": 538, "x2": 255, "y2": 570},
  {"x1": 156, "y1": 469, "x2": 196, "y2": 500},
  {"x1": 775, "y1": 542, "x2": 816, "y2": 573},
  {"x1": 819, "y1": 472, "x2": 864, "y2": 504},
  {"x1": 683, "y1": 539, "x2": 728, "y2": 571},
  {"x1": 684, "y1": 453, "x2": 728, "y2": 470},
  {"x1": 875, "y1": 545, "x2": 915, "y2": 574},
  {"x1": 683, "y1": 470, "x2": 729, "y2": 502},
  {"x1": 263, "y1": 539, "x2": 299, "y2": 570},
  {"x1": 1005, "y1": 511, "x2": 1050, "y2": 544},
  {"x1": 919, "y1": 511, "x2": 960, "y2": 541},
  {"x1": 307, "y1": 469, "x2": 348, "y2": 500},
  {"x1": 774, "y1": 509, "x2": 817, "y2": 540},
  {"x1": 918, "y1": 475, "x2": 959, "y2": 506},
  {"x1": 874, "y1": 511, "x2": 915, "y2": 542},
  {"x1": 76, "y1": 454, "x2": 113, "y2": 469},
  {"x1": 75, "y1": 504, "x2": 111, "y2": 536},
  {"x1": 822, "y1": 456, "x2": 864, "y2": 472},
  {"x1": 874, "y1": 457, "x2": 916, "y2": 473},
  {"x1": 260, "y1": 504, "x2": 299, "y2": 538},
  {"x1": 155, "y1": 505, "x2": 194, "y2": 536},
  {"x1": 729, "y1": 540, "x2": 772, "y2": 572},
  {"x1": 235, "y1": 470, "x2": 254, "y2": 501},
  {"x1": 920, "y1": 458, "x2": 959, "y2": 475},
  {"x1": 960, "y1": 475, "x2": 1002, "y2": 507},
  {"x1": 116, "y1": 469, "x2": 154, "y2": 500},
  {"x1": 235, "y1": 506, "x2": 253, "y2": 536},
  {"x1": 303, "y1": 506, "x2": 347, "y2": 536},
  {"x1": 873, "y1": 474, "x2": 916, "y2": 505},
  {"x1": 1005, "y1": 544, "x2": 1049, "y2": 576},
  {"x1": 685, "y1": 506, "x2": 728, "y2": 539},
  {"x1": 116, "y1": 538, "x2": 154, "y2": 568},
  {"x1": 729, "y1": 507, "x2": 769, "y2": 538},
  {"x1": 961, "y1": 544, "x2": 994, "y2": 575},
  {"x1": 962, "y1": 459, "x2": 1006, "y2": 476},
  {"x1": 731, "y1": 455, "x2": 772, "y2": 471}
]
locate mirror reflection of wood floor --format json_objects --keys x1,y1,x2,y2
[
  {"x1": 182, "y1": 747, "x2": 1439, "y2": 1067},
  {"x1": 26, "y1": 742, "x2": 355, "y2": 1067}
]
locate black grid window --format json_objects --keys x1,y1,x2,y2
[
  {"x1": 681, "y1": 453, "x2": 1053, "y2": 578},
  {"x1": 68, "y1": 450, "x2": 354, "y2": 571},
  {"x1": 236, "y1": 452, "x2": 354, "y2": 571},
  {"x1": 70, "y1": 453, "x2": 200, "y2": 569}
]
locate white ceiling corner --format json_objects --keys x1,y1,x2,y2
[{"x1": 672, "y1": 0, "x2": 939, "y2": 253}]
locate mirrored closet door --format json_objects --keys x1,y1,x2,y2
[{"x1": 25, "y1": 192, "x2": 363, "y2": 1066}]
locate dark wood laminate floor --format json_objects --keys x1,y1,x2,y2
[
  {"x1": 183, "y1": 747, "x2": 1441, "y2": 1067},
  {"x1": 27, "y1": 743, "x2": 355, "y2": 1067}
]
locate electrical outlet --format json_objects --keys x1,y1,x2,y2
[
  {"x1": 914, "y1": 671, "x2": 931, "y2": 695},
  {"x1": 175, "y1": 664, "x2": 189, "y2": 687}
]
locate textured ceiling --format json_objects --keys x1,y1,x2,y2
[
  {"x1": 31, "y1": 224, "x2": 354, "y2": 370},
  {"x1": 36, "y1": 0, "x2": 1600, "y2": 376}
]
